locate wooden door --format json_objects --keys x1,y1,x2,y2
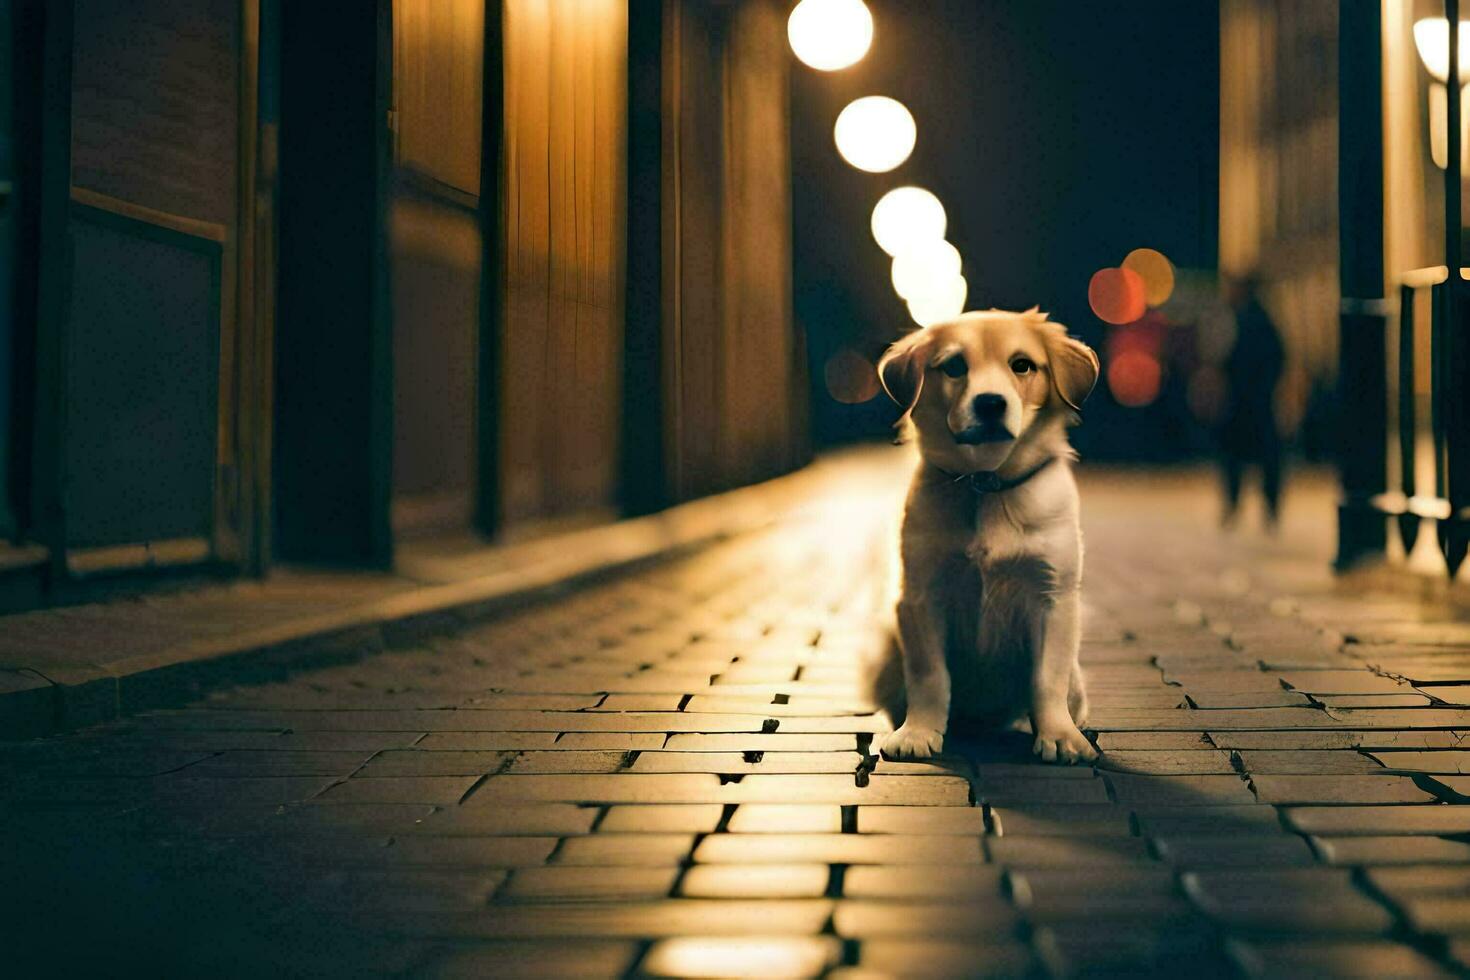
[
  {"x1": 498, "y1": 0, "x2": 627, "y2": 530},
  {"x1": 388, "y1": 0, "x2": 485, "y2": 538},
  {"x1": 33, "y1": 0, "x2": 262, "y2": 580}
]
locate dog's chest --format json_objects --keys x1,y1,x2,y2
[{"x1": 964, "y1": 496, "x2": 1044, "y2": 568}]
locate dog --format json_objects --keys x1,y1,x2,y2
[{"x1": 872, "y1": 308, "x2": 1100, "y2": 764}]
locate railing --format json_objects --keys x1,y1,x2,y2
[
  {"x1": 1363, "y1": 267, "x2": 1469, "y2": 577},
  {"x1": 1337, "y1": 0, "x2": 1470, "y2": 579}
]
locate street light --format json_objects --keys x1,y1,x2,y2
[
  {"x1": 834, "y1": 96, "x2": 916, "y2": 173},
  {"x1": 871, "y1": 187, "x2": 946, "y2": 257},
  {"x1": 891, "y1": 239, "x2": 962, "y2": 300},
  {"x1": 1414, "y1": 17, "x2": 1470, "y2": 170},
  {"x1": 787, "y1": 0, "x2": 873, "y2": 72},
  {"x1": 907, "y1": 275, "x2": 968, "y2": 328}
]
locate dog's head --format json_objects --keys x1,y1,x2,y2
[{"x1": 877, "y1": 308, "x2": 1099, "y2": 473}]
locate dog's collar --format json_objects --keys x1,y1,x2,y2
[{"x1": 963, "y1": 456, "x2": 1057, "y2": 496}]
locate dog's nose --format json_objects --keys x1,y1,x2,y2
[{"x1": 973, "y1": 393, "x2": 1007, "y2": 422}]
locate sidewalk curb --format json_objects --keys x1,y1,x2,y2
[{"x1": 0, "y1": 452, "x2": 890, "y2": 741}]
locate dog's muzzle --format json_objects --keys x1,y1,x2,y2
[{"x1": 953, "y1": 424, "x2": 1014, "y2": 445}]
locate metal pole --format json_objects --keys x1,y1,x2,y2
[
  {"x1": 1444, "y1": 0, "x2": 1469, "y2": 574},
  {"x1": 1335, "y1": 1, "x2": 1388, "y2": 568}
]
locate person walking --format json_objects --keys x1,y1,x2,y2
[{"x1": 1220, "y1": 274, "x2": 1286, "y2": 530}]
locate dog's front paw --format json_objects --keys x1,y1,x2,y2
[
  {"x1": 879, "y1": 724, "x2": 945, "y2": 760},
  {"x1": 1032, "y1": 724, "x2": 1098, "y2": 765}
]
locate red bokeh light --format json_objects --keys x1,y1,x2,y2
[
  {"x1": 824, "y1": 348, "x2": 881, "y2": 404},
  {"x1": 1088, "y1": 267, "x2": 1146, "y2": 325},
  {"x1": 1107, "y1": 349, "x2": 1162, "y2": 407}
]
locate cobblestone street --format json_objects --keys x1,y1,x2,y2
[{"x1": 7, "y1": 452, "x2": 1470, "y2": 977}]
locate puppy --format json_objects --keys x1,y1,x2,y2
[{"x1": 874, "y1": 309, "x2": 1100, "y2": 764}]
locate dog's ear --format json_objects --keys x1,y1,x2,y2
[
  {"x1": 877, "y1": 330, "x2": 931, "y2": 422},
  {"x1": 1046, "y1": 331, "x2": 1100, "y2": 412}
]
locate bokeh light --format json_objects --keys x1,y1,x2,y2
[
  {"x1": 1107, "y1": 349, "x2": 1162, "y2": 407},
  {"x1": 891, "y1": 240, "x2": 962, "y2": 300},
  {"x1": 834, "y1": 96, "x2": 916, "y2": 173},
  {"x1": 907, "y1": 274, "x2": 967, "y2": 327},
  {"x1": 1412, "y1": 18, "x2": 1470, "y2": 83},
  {"x1": 1122, "y1": 248, "x2": 1175, "y2": 307},
  {"x1": 824, "y1": 347, "x2": 882, "y2": 404},
  {"x1": 871, "y1": 187, "x2": 946, "y2": 257},
  {"x1": 787, "y1": 0, "x2": 873, "y2": 72},
  {"x1": 1088, "y1": 267, "x2": 1146, "y2": 325}
]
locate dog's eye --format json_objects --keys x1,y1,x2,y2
[
  {"x1": 938, "y1": 357, "x2": 967, "y2": 378},
  {"x1": 1011, "y1": 357, "x2": 1037, "y2": 375}
]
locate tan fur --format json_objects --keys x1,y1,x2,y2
[{"x1": 874, "y1": 309, "x2": 1101, "y2": 764}]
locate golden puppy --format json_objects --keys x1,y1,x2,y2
[{"x1": 874, "y1": 309, "x2": 1100, "y2": 764}]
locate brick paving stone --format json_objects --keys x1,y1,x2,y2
[
  {"x1": 413, "y1": 733, "x2": 561, "y2": 750},
  {"x1": 989, "y1": 804, "x2": 1133, "y2": 837},
  {"x1": 1287, "y1": 805, "x2": 1470, "y2": 836},
  {"x1": 1096, "y1": 749, "x2": 1237, "y2": 774},
  {"x1": 842, "y1": 865, "x2": 1005, "y2": 899},
  {"x1": 1186, "y1": 691, "x2": 1313, "y2": 708},
  {"x1": 554, "y1": 833, "x2": 694, "y2": 866},
  {"x1": 175, "y1": 749, "x2": 373, "y2": 777},
  {"x1": 854, "y1": 939, "x2": 1036, "y2": 978},
  {"x1": 639, "y1": 936, "x2": 841, "y2": 978},
  {"x1": 500, "y1": 866, "x2": 680, "y2": 902},
  {"x1": 694, "y1": 833, "x2": 982, "y2": 865},
  {"x1": 1226, "y1": 938, "x2": 1452, "y2": 979},
  {"x1": 1235, "y1": 749, "x2": 1386, "y2": 774},
  {"x1": 679, "y1": 864, "x2": 831, "y2": 898},
  {"x1": 1182, "y1": 869, "x2": 1395, "y2": 934},
  {"x1": 599, "y1": 803, "x2": 723, "y2": 833},
  {"x1": 507, "y1": 751, "x2": 630, "y2": 774},
  {"x1": 727, "y1": 804, "x2": 841, "y2": 833},
  {"x1": 314, "y1": 776, "x2": 477, "y2": 805},
  {"x1": 358, "y1": 750, "x2": 516, "y2": 777},
  {"x1": 382, "y1": 836, "x2": 558, "y2": 868},
  {"x1": 1369, "y1": 865, "x2": 1470, "y2": 895},
  {"x1": 383, "y1": 900, "x2": 836, "y2": 938},
  {"x1": 1368, "y1": 751, "x2": 1470, "y2": 774},
  {"x1": 1400, "y1": 896, "x2": 1470, "y2": 935},
  {"x1": 857, "y1": 806, "x2": 986, "y2": 835},
  {"x1": 1095, "y1": 732, "x2": 1214, "y2": 750},
  {"x1": 1032, "y1": 924, "x2": 1228, "y2": 977},
  {"x1": 1278, "y1": 671, "x2": 1413, "y2": 695},
  {"x1": 1150, "y1": 834, "x2": 1316, "y2": 868},
  {"x1": 414, "y1": 941, "x2": 640, "y2": 979},
  {"x1": 629, "y1": 751, "x2": 864, "y2": 774},
  {"x1": 833, "y1": 901, "x2": 1021, "y2": 938},
  {"x1": 1312, "y1": 836, "x2": 1470, "y2": 866},
  {"x1": 1105, "y1": 773, "x2": 1258, "y2": 805},
  {"x1": 661, "y1": 733, "x2": 858, "y2": 752},
  {"x1": 1131, "y1": 803, "x2": 1283, "y2": 835},
  {"x1": 1424, "y1": 775, "x2": 1470, "y2": 802},
  {"x1": 986, "y1": 836, "x2": 1152, "y2": 867},
  {"x1": 1005, "y1": 867, "x2": 1178, "y2": 905},
  {"x1": 550, "y1": 733, "x2": 668, "y2": 750},
  {"x1": 1249, "y1": 774, "x2": 1437, "y2": 804},
  {"x1": 971, "y1": 776, "x2": 1110, "y2": 806},
  {"x1": 1318, "y1": 694, "x2": 1435, "y2": 708},
  {"x1": 1214, "y1": 730, "x2": 1444, "y2": 750},
  {"x1": 400, "y1": 803, "x2": 597, "y2": 836}
]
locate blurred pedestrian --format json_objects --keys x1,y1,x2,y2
[{"x1": 1220, "y1": 274, "x2": 1286, "y2": 530}]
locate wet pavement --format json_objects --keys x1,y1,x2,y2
[{"x1": 5, "y1": 453, "x2": 1470, "y2": 977}]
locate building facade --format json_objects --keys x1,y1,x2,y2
[{"x1": 0, "y1": 0, "x2": 809, "y2": 612}]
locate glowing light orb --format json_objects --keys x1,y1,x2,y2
[
  {"x1": 824, "y1": 348, "x2": 882, "y2": 404},
  {"x1": 834, "y1": 97, "x2": 916, "y2": 173},
  {"x1": 1107, "y1": 349, "x2": 1162, "y2": 408},
  {"x1": 1413, "y1": 18, "x2": 1470, "y2": 83},
  {"x1": 891, "y1": 240, "x2": 962, "y2": 300},
  {"x1": 1122, "y1": 248, "x2": 1176, "y2": 308},
  {"x1": 787, "y1": 0, "x2": 874, "y2": 72},
  {"x1": 1088, "y1": 267, "x2": 1146, "y2": 325},
  {"x1": 871, "y1": 187, "x2": 946, "y2": 257},
  {"x1": 907, "y1": 275, "x2": 967, "y2": 328}
]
